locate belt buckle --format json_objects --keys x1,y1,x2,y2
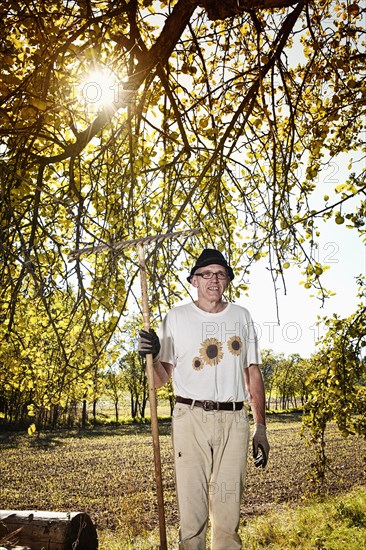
[{"x1": 203, "y1": 400, "x2": 216, "y2": 411}]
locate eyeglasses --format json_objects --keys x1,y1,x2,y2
[{"x1": 194, "y1": 270, "x2": 228, "y2": 280}]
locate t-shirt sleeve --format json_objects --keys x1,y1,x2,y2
[
  {"x1": 243, "y1": 310, "x2": 262, "y2": 367},
  {"x1": 157, "y1": 312, "x2": 176, "y2": 366}
]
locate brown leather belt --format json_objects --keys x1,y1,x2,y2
[{"x1": 176, "y1": 396, "x2": 243, "y2": 411}]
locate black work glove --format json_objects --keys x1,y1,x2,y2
[
  {"x1": 138, "y1": 329, "x2": 161, "y2": 360},
  {"x1": 252, "y1": 423, "x2": 270, "y2": 469}
]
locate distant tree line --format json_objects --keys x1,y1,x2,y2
[
  {"x1": 1, "y1": 322, "x2": 363, "y2": 430},
  {"x1": 0, "y1": 345, "x2": 303, "y2": 428}
]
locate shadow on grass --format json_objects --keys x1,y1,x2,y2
[
  {"x1": 0, "y1": 418, "x2": 173, "y2": 449},
  {"x1": 0, "y1": 410, "x2": 303, "y2": 449},
  {"x1": 266, "y1": 410, "x2": 304, "y2": 423}
]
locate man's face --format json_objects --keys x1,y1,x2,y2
[{"x1": 191, "y1": 263, "x2": 230, "y2": 300}]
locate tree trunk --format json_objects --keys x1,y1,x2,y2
[
  {"x1": 52, "y1": 404, "x2": 59, "y2": 427},
  {"x1": 114, "y1": 399, "x2": 119, "y2": 422},
  {"x1": 266, "y1": 388, "x2": 272, "y2": 411},
  {"x1": 92, "y1": 399, "x2": 98, "y2": 423},
  {"x1": 81, "y1": 400, "x2": 87, "y2": 429},
  {"x1": 140, "y1": 398, "x2": 146, "y2": 419},
  {"x1": 0, "y1": 511, "x2": 98, "y2": 550},
  {"x1": 131, "y1": 394, "x2": 137, "y2": 419}
]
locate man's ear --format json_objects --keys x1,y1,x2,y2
[{"x1": 190, "y1": 276, "x2": 198, "y2": 288}]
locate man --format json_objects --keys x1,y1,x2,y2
[{"x1": 139, "y1": 248, "x2": 269, "y2": 550}]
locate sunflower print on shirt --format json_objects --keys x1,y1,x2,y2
[
  {"x1": 199, "y1": 338, "x2": 223, "y2": 366},
  {"x1": 192, "y1": 356, "x2": 204, "y2": 371},
  {"x1": 192, "y1": 335, "x2": 243, "y2": 370},
  {"x1": 227, "y1": 335, "x2": 243, "y2": 355}
]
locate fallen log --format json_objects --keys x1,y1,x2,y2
[{"x1": 0, "y1": 510, "x2": 98, "y2": 550}]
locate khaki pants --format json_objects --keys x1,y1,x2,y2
[{"x1": 172, "y1": 403, "x2": 250, "y2": 550}]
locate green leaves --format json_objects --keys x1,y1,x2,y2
[
  {"x1": 302, "y1": 278, "x2": 366, "y2": 483},
  {"x1": 1, "y1": 0, "x2": 365, "y2": 426}
]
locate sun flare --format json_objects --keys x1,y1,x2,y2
[{"x1": 80, "y1": 68, "x2": 119, "y2": 108}]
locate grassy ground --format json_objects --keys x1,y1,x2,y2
[
  {"x1": 239, "y1": 486, "x2": 366, "y2": 549},
  {"x1": 0, "y1": 412, "x2": 365, "y2": 548},
  {"x1": 99, "y1": 486, "x2": 366, "y2": 549}
]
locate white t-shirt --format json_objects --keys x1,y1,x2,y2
[{"x1": 158, "y1": 302, "x2": 261, "y2": 402}]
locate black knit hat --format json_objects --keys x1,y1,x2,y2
[{"x1": 187, "y1": 248, "x2": 234, "y2": 283}]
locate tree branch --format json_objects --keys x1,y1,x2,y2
[{"x1": 200, "y1": 0, "x2": 305, "y2": 20}]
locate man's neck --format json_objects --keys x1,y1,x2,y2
[{"x1": 194, "y1": 299, "x2": 228, "y2": 314}]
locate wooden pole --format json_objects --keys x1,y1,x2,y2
[
  {"x1": 137, "y1": 243, "x2": 167, "y2": 550},
  {"x1": 69, "y1": 226, "x2": 201, "y2": 548}
]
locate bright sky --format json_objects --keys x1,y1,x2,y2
[
  {"x1": 241, "y1": 152, "x2": 366, "y2": 358},
  {"x1": 241, "y1": 223, "x2": 365, "y2": 358}
]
